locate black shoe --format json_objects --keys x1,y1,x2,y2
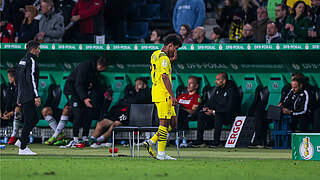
[
  {"x1": 191, "y1": 141, "x2": 206, "y2": 148},
  {"x1": 209, "y1": 143, "x2": 223, "y2": 148},
  {"x1": 248, "y1": 143, "x2": 264, "y2": 149}
]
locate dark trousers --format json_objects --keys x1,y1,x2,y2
[
  {"x1": 213, "y1": 112, "x2": 233, "y2": 145},
  {"x1": 66, "y1": 82, "x2": 91, "y2": 138},
  {"x1": 71, "y1": 101, "x2": 91, "y2": 137},
  {"x1": 292, "y1": 115, "x2": 309, "y2": 132},
  {"x1": 178, "y1": 109, "x2": 197, "y2": 130},
  {"x1": 20, "y1": 100, "x2": 39, "y2": 149},
  {"x1": 196, "y1": 113, "x2": 215, "y2": 143},
  {"x1": 196, "y1": 112, "x2": 233, "y2": 145},
  {"x1": 253, "y1": 108, "x2": 268, "y2": 145}
]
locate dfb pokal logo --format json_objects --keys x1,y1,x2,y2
[{"x1": 299, "y1": 137, "x2": 314, "y2": 160}]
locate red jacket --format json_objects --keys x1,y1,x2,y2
[
  {"x1": 0, "y1": 22, "x2": 14, "y2": 43},
  {"x1": 72, "y1": 0, "x2": 103, "y2": 34}
]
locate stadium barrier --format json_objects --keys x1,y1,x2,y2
[{"x1": 1, "y1": 43, "x2": 319, "y2": 143}]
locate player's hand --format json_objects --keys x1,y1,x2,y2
[
  {"x1": 84, "y1": 98, "x2": 93, "y2": 108},
  {"x1": 205, "y1": 109, "x2": 215, "y2": 116},
  {"x1": 71, "y1": 15, "x2": 81, "y2": 22},
  {"x1": 171, "y1": 96, "x2": 177, "y2": 106},
  {"x1": 35, "y1": 97, "x2": 41, "y2": 107},
  {"x1": 170, "y1": 48, "x2": 177, "y2": 61}
]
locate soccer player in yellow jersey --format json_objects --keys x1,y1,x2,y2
[{"x1": 144, "y1": 34, "x2": 182, "y2": 160}]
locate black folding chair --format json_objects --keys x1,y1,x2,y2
[
  {"x1": 112, "y1": 104, "x2": 180, "y2": 157},
  {"x1": 112, "y1": 104, "x2": 155, "y2": 157}
]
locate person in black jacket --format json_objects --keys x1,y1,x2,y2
[
  {"x1": 2, "y1": 68, "x2": 23, "y2": 145},
  {"x1": 89, "y1": 77, "x2": 152, "y2": 146},
  {"x1": 192, "y1": 72, "x2": 240, "y2": 148},
  {"x1": 282, "y1": 78, "x2": 312, "y2": 132},
  {"x1": 15, "y1": 5, "x2": 39, "y2": 43},
  {"x1": 1, "y1": 68, "x2": 18, "y2": 127},
  {"x1": 15, "y1": 40, "x2": 41, "y2": 155},
  {"x1": 64, "y1": 56, "x2": 108, "y2": 147}
]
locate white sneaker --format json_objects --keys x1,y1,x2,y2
[
  {"x1": 156, "y1": 154, "x2": 176, "y2": 160},
  {"x1": 90, "y1": 143, "x2": 102, "y2": 148},
  {"x1": 15, "y1": 139, "x2": 21, "y2": 148},
  {"x1": 66, "y1": 140, "x2": 78, "y2": 148},
  {"x1": 101, "y1": 143, "x2": 112, "y2": 147},
  {"x1": 180, "y1": 143, "x2": 188, "y2": 148},
  {"x1": 19, "y1": 147, "x2": 36, "y2": 156}
]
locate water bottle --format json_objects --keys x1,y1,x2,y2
[
  {"x1": 175, "y1": 138, "x2": 179, "y2": 146},
  {"x1": 0, "y1": 145, "x2": 6, "y2": 149},
  {"x1": 29, "y1": 132, "x2": 34, "y2": 144},
  {"x1": 4, "y1": 128, "x2": 8, "y2": 144}
]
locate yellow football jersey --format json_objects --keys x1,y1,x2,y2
[{"x1": 150, "y1": 50, "x2": 172, "y2": 102}]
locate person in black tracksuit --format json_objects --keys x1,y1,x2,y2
[
  {"x1": 193, "y1": 72, "x2": 240, "y2": 147},
  {"x1": 64, "y1": 56, "x2": 108, "y2": 145},
  {"x1": 16, "y1": 40, "x2": 41, "y2": 155},
  {"x1": 1, "y1": 68, "x2": 18, "y2": 127},
  {"x1": 281, "y1": 78, "x2": 311, "y2": 132}
]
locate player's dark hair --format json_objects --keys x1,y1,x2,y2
[
  {"x1": 96, "y1": 56, "x2": 108, "y2": 67},
  {"x1": 163, "y1": 34, "x2": 182, "y2": 47},
  {"x1": 7, "y1": 68, "x2": 16, "y2": 77},
  {"x1": 219, "y1": 72, "x2": 229, "y2": 81},
  {"x1": 26, "y1": 40, "x2": 40, "y2": 52}
]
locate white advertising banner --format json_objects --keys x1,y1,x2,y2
[{"x1": 225, "y1": 116, "x2": 247, "y2": 148}]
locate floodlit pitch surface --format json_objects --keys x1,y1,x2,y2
[{"x1": 1, "y1": 144, "x2": 319, "y2": 180}]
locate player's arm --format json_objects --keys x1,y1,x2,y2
[{"x1": 162, "y1": 74, "x2": 177, "y2": 105}]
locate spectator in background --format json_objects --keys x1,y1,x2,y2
[
  {"x1": 228, "y1": 10, "x2": 244, "y2": 43},
  {"x1": 192, "y1": 26, "x2": 212, "y2": 43},
  {"x1": 173, "y1": 0, "x2": 206, "y2": 33},
  {"x1": 239, "y1": 23, "x2": 256, "y2": 43},
  {"x1": 71, "y1": 0, "x2": 104, "y2": 43},
  {"x1": 251, "y1": 7, "x2": 272, "y2": 42},
  {"x1": 0, "y1": 12, "x2": 14, "y2": 43},
  {"x1": 281, "y1": 1, "x2": 312, "y2": 43},
  {"x1": 216, "y1": 0, "x2": 241, "y2": 33},
  {"x1": 1, "y1": 0, "x2": 34, "y2": 35},
  {"x1": 150, "y1": 29, "x2": 162, "y2": 44},
  {"x1": 265, "y1": 22, "x2": 285, "y2": 43},
  {"x1": 179, "y1": 24, "x2": 194, "y2": 43},
  {"x1": 241, "y1": 0, "x2": 259, "y2": 24},
  {"x1": 309, "y1": 0, "x2": 320, "y2": 42},
  {"x1": 36, "y1": 0, "x2": 64, "y2": 43},
  {"x1": 15, "y1": 5, "x2": 39, "y2": 43},
  {"x1": 211, "y1": 26, "x2": 229, "y2": 43},
  {"x1": 57, "y1": 0, "x2": 76, "y2": 43},
  {"x1": 275, "y1": 3, "x2": 289, "y2": 33}
]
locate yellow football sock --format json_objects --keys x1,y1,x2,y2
[
  {"x1": 150, "y1": 131, "x2": 159, "y2": 144},
  {"x1": 157, "y1": 126, "x2": 168, "y2": 153}
]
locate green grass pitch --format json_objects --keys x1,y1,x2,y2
[{"x1": 1, "y1": 144, "x2": 320, "y2": 180}]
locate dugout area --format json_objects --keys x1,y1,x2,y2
[{"x1": 1, "y1": 43, "x2": 320, "y2": 142}]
